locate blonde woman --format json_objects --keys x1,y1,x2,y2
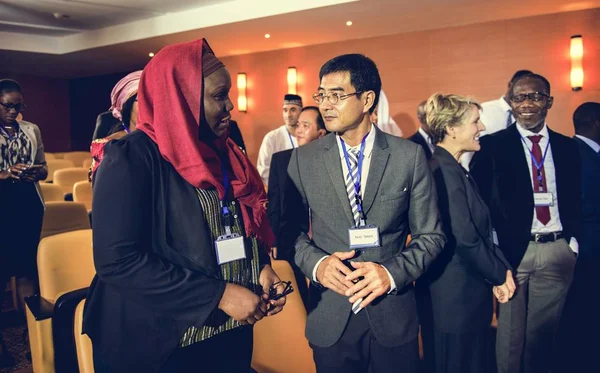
[{"x1": 416, "y1": 93, "x2": 515, "y2": 373}]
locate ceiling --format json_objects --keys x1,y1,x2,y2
[{"x1": 0, "y1": 0, "x2": 598, "y2": 78}]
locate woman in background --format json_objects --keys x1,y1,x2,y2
[
  {"x1": 89, "y1": 71, "x2": 141, "y2": 180},
  {"x1": 0, "y1": 79, "x2": 48, "y2": 367},
  {"x1": 417, "y1": 93, "x2": 515, "y2": 373},
  {"x1": 83, "y1": 38, "x2": 286, "y2": 373}
]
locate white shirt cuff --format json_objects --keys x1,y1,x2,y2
[
  {"x1": 382, "y1": 265, "x2": 396, "y2": 294},
  {"x1": 569, "y1": 237, "x2": 579, "y2": 255},
  {"x1": 312, "y1": 256, "x2": 329, "y2": 283}
]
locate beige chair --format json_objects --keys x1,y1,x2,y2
[
  {"x1": 39, "y1": 183, "x2": 64, "y2": 203},
  {"x1": 25, "y1": 229, "x2": 95, "y2": 373},
  {"x1": 252, "y1": 260, "x2": 316, "y2": 373},
  {"x1": 52, "y1": 152, "x2": 66, "y2": 159},
  {"x1": 82, "y1": 158, "x2": 93, "y2": 171},
  {"x1": 44, "y1": 152, "x2": 56, "y2": 160},
  {"x1": 74, "y1": 299, "x2": 94, "y2": 373},
  {"x1": 54, "y1": 168, "x2": 89, "y2": 195},
  {"x1": 63, "y1": 152, "x2": 92, "y2": 168},
  {"x1": 73, "y1": 181, "x2": 93, "y2": 211},
  {"x1": 40, "y1": 201, "x2": 90, "y2": 240},
  {"x1": 45, "y1": 159, "x2": 74, "y2": 183}
]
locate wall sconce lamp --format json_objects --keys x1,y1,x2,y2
[
  {"x1": 570, "y1": 35, "x2": 583, "y2": 91},
  {"x1": 237, "y1": 73, "x2": 247, "y2": 112},
  {"x1": 287, "y1": 67, "x2": 297, "y2": 94}
]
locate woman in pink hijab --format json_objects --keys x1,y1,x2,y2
[{"x1": 89, "y1": 71, "x2": 142, "y2": 180}]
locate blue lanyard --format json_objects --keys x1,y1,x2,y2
[
  {"x1": 287, "y1": 131, "x2": 295, "y2": 149},
  {"x1": 520, "y1": 135, "x2": 550, "y2": 191},
  {"x1": 220, "y1": 160, "x2": 232, "y2": 235},
  {"x1": 121, "y1": 122, "x2": 131, "y2": 134},
  {"x1": 340, "y1": 133, "x2": 369, "y2": 226}
]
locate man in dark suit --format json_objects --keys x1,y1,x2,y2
[
  {"x1": 267, "y1": 106, "x2": 328, "y2": 262},
  {"x1": 471, "y1": 73, "x2": 581, "y2": 373},
  {"x1": 408, "y1": 100, "x2": 434, "y2": 159},
  {"x1": 288, "y1": 54, "x2": 446, "y2": 373},
  {"x1": 556, "y1": 102, "x2": 600, "y2": 372}
]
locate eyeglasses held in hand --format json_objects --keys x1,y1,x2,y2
[
  {"x1": 510, "y1": 92, "x2": 550, "y2": 103},
  {"x1": 312, "y1": 91, "x2": 365, "y2": 105},
  {"x1": 0, "y1": 102, "x2": 26, "y2": 113}
]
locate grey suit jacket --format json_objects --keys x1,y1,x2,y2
[{"x1": 288, "y1": 125, "x2": 446, "y2": 347}]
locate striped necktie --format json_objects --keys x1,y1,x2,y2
[
  {"x1": 506, "y1": 109, "x2": 514, "y2": 128},
  {"x1": 345, "y1": 147, "x2": 362, "y2": 226}
]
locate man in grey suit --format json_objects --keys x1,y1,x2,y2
[{"x1": 288, "y1": 54, "x2": 446, "y2": 373}]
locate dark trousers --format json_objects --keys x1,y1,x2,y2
[
  {"x1": 310, "y1": 310, "x2": 419, "y2": 373},
  {"x1": 93, "y1": 326, "x2": 253, "y2": 373}
]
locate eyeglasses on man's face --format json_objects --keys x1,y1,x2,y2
[
  {"x1": 510, "y1": 92, "x2": 550, "y2": 103},
  {"x1": 0, "y1": 102, "x2": 26, "y2": 113},
  {"x1": 312, "y1": 91, "x2": 365, "y2": 105}
]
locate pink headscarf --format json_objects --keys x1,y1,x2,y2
[{"x1": 109, "y1": 70, "x2": 142, "y2": 121}]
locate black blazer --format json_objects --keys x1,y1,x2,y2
[
  {"x1": 471, "y1": 125, "x2": 582, "y2": 268},
  {"x1": 574, "y1": 136, "x2": 600, "y2": 260},
  {"x1": 266, "y1": 149, "x2": 305, "y2": 261},
  {"x1": 408, "y1": 131, "x2": 433, "y2": 159},
  {"x1": 418, "y1": 146, "x2": 510, "y2": 333},
  {"x1": 83, "y1": 131, "x2": 268, "y2": 372}
]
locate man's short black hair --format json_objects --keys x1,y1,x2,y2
[
  {"x1": 0, "y1": 79, "x2": 22, "y2": 96},
  {"x1": 509, "y1": 70, "x2": 533, "y2": 86},
  {"x1": 511, "y1": 73, "x2": 551, "y2": 95},
  {"x1": 573, "y1": 102, "x2": 600, "y2": 134},
  {"x1": 301, "y1": 106, "x2": 329, "y2": 134},
  {"x1": 319, "y1": 54, "x2": 381, "y2": 114}
]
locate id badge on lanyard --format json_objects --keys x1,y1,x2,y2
[
  {"x1": 214, "y1": 163, "x2": 246, "y2": 265},
  {"x1": 520, "y1": 136, "x2": 553, "y2": 208},
  {"x1": 340, "y1": 136, "x2": 381, "y2": 250}
]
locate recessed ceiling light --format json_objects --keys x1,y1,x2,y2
[
  {"x1": 346, "y1": 21, "x2": 353, "y2": 26},
  {"x1": 148, "y1": 52, "x2": 155, "y2": 57},
  {"x1": 265, "y1": 33, "x2": 271, "y2": 39}
]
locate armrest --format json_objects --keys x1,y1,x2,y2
[
  {"x1": 53, "y1": 288, "x2": 89, "y2": 373},
  {"x1": 25, "y1": 294, "x2": 55, "y2": 321}
]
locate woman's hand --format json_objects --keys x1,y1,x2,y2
[
  {"x1": 20, "y1": 165, "x2": 47, "y2": 183},
  {"x1": 0, "y1": 169, "x2": 17, "y2": 180},
  {"x1": 493, "y1": 270, "x2": 516, "y2": 303},
  {"x1": 218, "y1": 283, "x2": 266, "y2": 325},
  {"x1": 259, "y1": 264, "x2": 286, "y2": 316}
]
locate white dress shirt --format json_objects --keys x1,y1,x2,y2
[
  {"x1": 312, "y1": 124, "x2": 397, "y2": 294},
  {"x1": 256, "y1": 125, "x2": 298, "y2": 184},
  {"x1": 575, "y1": 134, "x2": 600, "y2": 153},
  {"x1": 516, "y1": 123, "x2": 579, "y2": 253},
  {"x1": 418, "y1": 127, "x2": 435, "y2": 154}
]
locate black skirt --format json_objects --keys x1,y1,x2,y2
[{"x1": 0, "y1": 180, "x2": 44, "y2": 282}]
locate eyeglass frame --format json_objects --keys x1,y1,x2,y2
[
  {"x1": 0, "y1": 102, "x2": 26, "y2": 113},
  {"x1": 312, "y1": 90, "x2": 366, "y2": 105},
  {"x1": 509, "y1": 92, "x2": 551, "y2": 104}
]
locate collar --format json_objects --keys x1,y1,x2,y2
[
  {"x1": 516, "y1": 122, "x2": 549, "y2": 140},
  {"x1": 336, "y1": 123, "x2": 376, "y2": 157},
  {"x1": 575, "y1": 134, "x2": 600, "y2": 153},
  {"x1": 418, "y1": 127, "x2": 432, "y2": 144}
]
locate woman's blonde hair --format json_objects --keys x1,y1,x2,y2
[{"x1": 425, "y1": 93, "x2": 481, "y2": 145}]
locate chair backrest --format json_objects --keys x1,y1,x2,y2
[
  {"x1": 45, "y1": 159, "x2": 75, "y2": 183},
  {"x1": 39, "y1": 183, "x2": 64, "y2": 202},
  {"x1": 73, "y1": 181, "x2": 93, "y2": 211},
  {"x1": 74, "y1": 299, "x2": 94, "y2": 373},
  {"x1": 44, "y1": 152, "x2": 56, "y2": 160},
  {"x1": 54, "y1": 168, "x2": 89, "y2": 195},
  {"x1": 251, "y1": 260, "x2": 316, "y2": 373},
  {"x1": 63, "y1": 151, "x2": 92, "y2": 168},
  {"x1": 38, "y1": 229, "x2": 95, "y2": 303},
  {"x1": 41, "y1": 201, "x2": 90, "y2": 240},
  {"x1": 82, "y1": 158, "x2": 93, "y2": 171}
]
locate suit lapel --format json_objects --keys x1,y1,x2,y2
[
  {"x1": 504, "y1": 125, "x2": 533, "y2": 196},
  {"x1": 363, "y1": 128, "x2": 390, "y2": 214},
  {"x1": 549, "y1": 129, "x2": 569, "y2": 214},
  {"x1": 323, "y1": 136, "x2": 355, "y2": 226}
]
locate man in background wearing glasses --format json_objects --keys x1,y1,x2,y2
[
  {"x1": 287, "y1": 54, "x2": 445, "y2": 373},
  {"x1": 471, "y1": 73, "x2": 581, "y2": 373}
]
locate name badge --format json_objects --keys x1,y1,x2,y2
[
  {"x1": 534, "y1": 192, "x2": 553, "y2": 207},
  {"x1": 348, "y1": 225, "x2": 380, "y2": 249},
  {"x1": 215, "y1": 233, "x2": 246, "y2": 265}
]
